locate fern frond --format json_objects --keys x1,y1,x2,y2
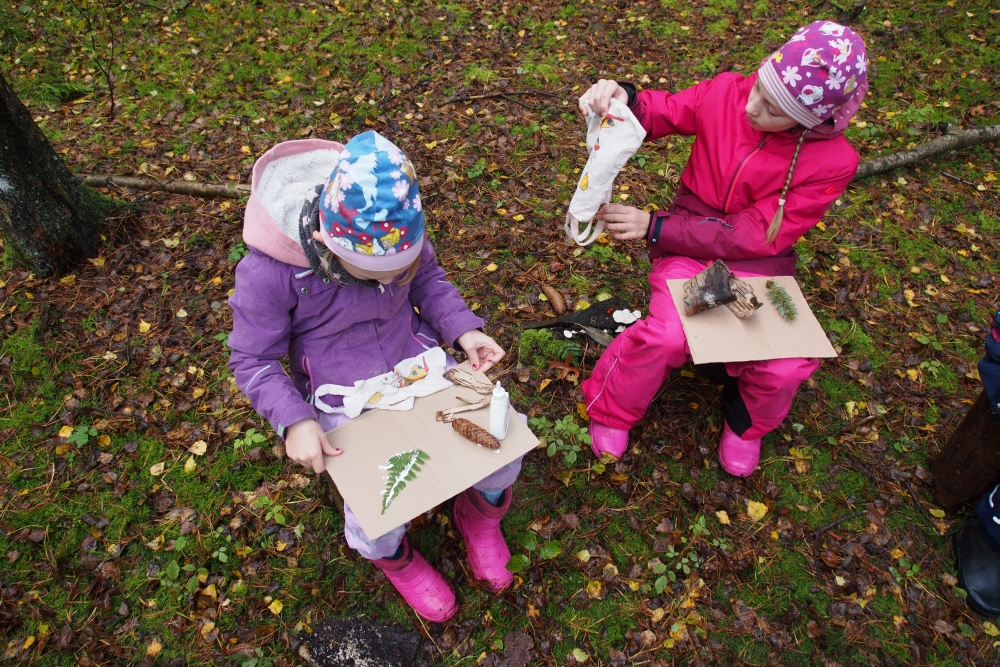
[
  {"x1": 378, "y1": 449, "x2": 428, "y2": 515},
  {"x1": 766, "y1": 279, "x2": 798, "y2": 322}
]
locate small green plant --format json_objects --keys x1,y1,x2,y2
[
  {"x1": 466, "y1": 157, "x2": 487, "y2": 180},
  {"x1": 529, "y1": 415, "x2": 591, "y2": 466},
  {"x1": 915, "y1": 333, "x2": 945, "y2": 352},
  {"x1": 506, "y1": 531, "x2": 562, "y2": 573},
  {"x1": 252, "y1": 495, "x2": 288, "y2": 525},
  {"x1": 234, "y1": 428, "x2": 268, "y2": 450},
  {"x1": 919, "y1": 359, "x2": 944, "y2": 379},
  {"x1": 236, "y1": 648, "x2": 273, "y2": 667},
  {"x1": 67, "y1": 425, "x2": 97, "y2": 446},
  {"x1": 35, "y1": 81, "x2": 91, "y2": 104},
  {"x1": 228, "y1": 241, "x2": 250, "y2": 262}
]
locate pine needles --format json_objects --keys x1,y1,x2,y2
[
  {"x1": 766, "y1": 279, "x2": 798, "y2": 322},
  {"x1": 378, "y1": 449, "x2": 428, "y2": 514}
]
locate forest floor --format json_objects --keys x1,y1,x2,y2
[{"x1": 1, "y1": 0, "x2": 999, "y2": 665}]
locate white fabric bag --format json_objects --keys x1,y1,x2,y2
[
  {"x1": 565, "y1": 98, "x2": 647, "y2": 246},
  {"x1": 313, "y1": 347, "x2": 452, "y2": 418}
]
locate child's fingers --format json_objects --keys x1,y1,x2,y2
[
  {"x1": 318, "y1": 431, "x2": 342, "y2": 457},
  {"x1": 311, "y1": 452, "x2": 327, "y2": 475},
  {"x1": 466, "y1": 346, "x2": 482, "y2": 370}
]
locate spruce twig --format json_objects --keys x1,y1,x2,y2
[{"x1": 766, "y1": 279, "x2": 798, "y2": 322}]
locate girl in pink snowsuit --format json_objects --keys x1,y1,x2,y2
[{"x1": 579, "y1": 22, "x2": 869, "y2": 475}]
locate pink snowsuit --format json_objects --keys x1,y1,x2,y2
[{"x1": 582, "y1": 73, "x2": 859, "y2": 439}]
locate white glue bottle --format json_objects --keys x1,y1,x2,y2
[{"x1": 489, "y1": 381, "x2": 510, "y2": 440}]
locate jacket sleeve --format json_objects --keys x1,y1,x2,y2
[
  {"x1": 647, "y1": 158, "x2": 857, "y2": 261},
  {"x1": 628, "y1": 79, "x2": 713, "y2": 141},
  {"x1": 228, "y1": 253, "x2": 318, "y2": 438},
  {"x1": 406, "y1": 241, "x2": 485, "y2": 346}
]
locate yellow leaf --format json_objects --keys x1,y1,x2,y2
[
  {"x1": 577, "y1": 402, "x2": 589, "y2": 422},
  {"x1": 55, "y1": 444, "x2": 70, "y2": 455},
  {"x1": 512, "y1": 214, "x2": 525, "y2": 221},
  {"x1": 88, "y1": 257, "x2": 106, "y2": 267},
  {"x1": 58, "y1": 425, "x2": 74, "y2": 438},
  {"x1": 59, "y1": 274, "x2": 76, "y2": 285},
  {"x1": 276, "y1": 540, "x2": 288, "y2": 552},
  {"x1": 139, "y1": 320, "x2": 152, "y2": 333},
  {"x1": 984, "y1": 621, "x2": 999, "y2": 637},
  {"x1": 268, "y1": 599, "x2": 284, "y2": 614},
  {"x1": 192, "y1": 387, "x2": 205, "y2": 399},
  {"x1": 161, "y1": 238, "x2": 180, "y2": 248},
  {"x1": 189, "y1": 440, "x2": 208, "y2": 456},
  {"x1": 470, "y1": 302, "x2": 480, "y2": 311},
  {"x1": 22, "y1": 636, "x2": 34, "y2": 650},
  {"x1": 929, "y1": 507, "x2": 945, "y2": 518},
  {"x1": 424, "y1": 141, "x2": 438, "y2": 150},
  {"x1": 240, "y1": 145, "x2": 251, "y2": 154},
  {"x1": 97, "y1": 434, "x2": 111, "y2": 447},
  {"x1": 906, "y1": 368, "x2": 920, "y2": 382},
  {"x1": 891, "y1": 548, "x2": 905, "y2": 559},
  {"x1": 903, "y1": 289, "x2": 916, "y2": 306},
  {"x1": 679, "y1": 369, "x2": 696, "y2": 378},
  {"x1": 746, "y1": 500, "x2": 768, "y2": 522},
  {"x1": 202, "y1": 583, "x2": 217, "y2": 599},
  {"x1": 184, "y1": 456, "x2": 197, "y2": 474},
  {"x1": 715, "y1": 510, "x2": 731, "y2": 525},
  {"x1": 280, "y1": 75, "x2": 293, "y2": 84},
  {"x1": 200, "y1": 620, "x2": 216, "y2": 635},
  {"x1": 575, "y1": 300, "x2": 590, "y2": 311},
  {"x1": 538, "y1": 378, "x2": 552, "y2": 393},
  {"x1": 486, "y1": 263, "x2": 498, "y2": 272},
  {"x1": 146, "y1": 638, "x2": 163, "y2": 657},
  {"x1": 176, "y1": 308, "x2": 188, "y2": 318},
  {"x1": 149, "y1": 462, "x2": 166, "y2": 477},
  {"x1": 577, "y1": 549, "x2": 591, "y2": 563}
]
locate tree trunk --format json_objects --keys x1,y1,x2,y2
[
  {"x1": 930, "y1": 391, "x2": 1000, "y2": 512},
  {"x1": 0, "y1": 71, "x2": 111, "y2": 276}
]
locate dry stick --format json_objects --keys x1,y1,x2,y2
[
  {"x1": 78, "y1": 175, "x2": 250, "y2": 198},
  {"x1": 76, "y1": 124, "x2": 998, "y2": 201},
  {"x1": 442, "y1": 90, "x2": 566, "y2": 105},
  {"x1": 852, "y1": 124, "x2": 1000, "y2": 181},
  {"x1": 811, "y1": 508, "x2": 866, "y2": 566}
]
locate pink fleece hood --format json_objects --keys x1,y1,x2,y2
[{"x1": 243, "y1": 139, "x2": 345, "y2": 268}]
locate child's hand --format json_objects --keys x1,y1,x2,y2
[
  {"x1": 284, "y1": 419, "x2": 341, "y2": 474},
  {"x1": 598, "y1": 204, "x2": 650, "y2": 241},
  {"x1": 456, "y1": 330, "x2": 506, "y2": 374},
  {"x1": 579, "y1": 79, "x2": 628, "y2": 116}
]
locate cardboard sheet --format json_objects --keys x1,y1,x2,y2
[
  {"x1": 666, "y1": 276, "x2": 837, "y2": 364},
  {"x1": 323, "y1": 362, "x2": 538, "y2": 540}
]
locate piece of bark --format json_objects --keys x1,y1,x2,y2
[
  {"x1": 443, "y1": 368, "x2": 494, "y2": 394},
  {"x1": 682, "y1": 261, "x2": 736, "y2": 316},
  {"x1": 930, "y1": 391, "x2": 1000, "y2": 512},
  {"x1": 451, "y1": 418, "x2": 501, "y2": 450},
  {"x1": 724, "y1": 275, "x2": 763, "y2": 320}
]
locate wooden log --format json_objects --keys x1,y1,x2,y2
[
  {"x1": 724, "y1": 275, "x2": 763, "y2": 320},
  {"x1": 683, "y1": 260, "x2": 736, "y2": 316},
  {"x1": 853, "y1": 124, "x2": 1000, "y2": 181},
  {"x1": 930, "y1": 391, "x2": 1000, "y2": 512},
  {"x1": 78, "y1": 174, "x2": 250, "y2": 199}
]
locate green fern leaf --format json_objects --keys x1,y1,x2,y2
[
  {"x1": 379, "y1": 449, "x2": 428, "y2": 515},
  {"x1": 766, "y1": 279, "x2": 798, "y2": 322}
]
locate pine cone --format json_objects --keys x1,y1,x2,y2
[
  {"x1": 540, "y1": 284, "x2": 567, "y2": 315},
  {"x1": 452, "y1": 418, "x2": 501, "y2": 450}
]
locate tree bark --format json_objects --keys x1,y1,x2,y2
[
  {"x1": 853, "y1": 124, "x2": 1000, "y2": 181},
  {"x1": 0, "y1": 71, "x2": 111, "y2": 276},
  {"x1": 930, "y1": 391, "x2": 1000, "y2": 512}
]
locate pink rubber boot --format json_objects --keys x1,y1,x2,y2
[
  {"x1": 453, "y1": 486, "x2": 514, "y2": 592},
  {"x1": 371, "y1": 535, "x2": 457, "y2": 622},
  {"x1": 589, "y1": 419, "x2": 629, "y2": 459},
  {"x1": 717, "y1": 422, "x2": 762, "y2": 477}
]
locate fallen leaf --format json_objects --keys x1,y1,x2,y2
[
  {"x1": 577, "y1": 549, "x2": 591, "y2": 563},
  {"x1": 572, "y1": 648, "x2": 589, "y2": 663},
  {"x1": 538, "y1": 378, "x2": 552, "y2": 393},
  {"x1": 146, "y1": 638, "x2": 163, "y2": 657},
  {"x1": 715, "y1": 510, "x2": 731, "y2": 525},
  {"x1": 746, "y1": 500, "x2": 768, "y2": 522},
  {"x1": 149, "y1": 462, "x2": 166, "y2": 476},
  {"x1": 176, "y1": 308, "x2": 188, "y2": 318},
  {"x1": 58, "y1": 425, "x2": 74, "y2": 438},
  {"x1": 139, "y1": 320, "x2": 151, "y2": 333},
  {"x1": 183, "y1": 456, "x2": 197, "y2": 474},
  {"x1": 268, "y1": 599, "x2": 284, "y2": 614},
  {"x1": 486, "y1": 263, "x2": 498, "y2": 272},
  {"x1": 189, "y1": 440, "x2": 208, "y2": 456}
]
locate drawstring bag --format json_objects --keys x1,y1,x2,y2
[{"x1": 565, "y1": 98, "x2": 646, "y2": 246}]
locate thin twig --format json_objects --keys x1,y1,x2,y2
[
  {"x1": 833, "y1": 414, "x2": 879, "y2": 439},
  {"x1": 941, "y1": 171, "x2": 979, "y2": 187},
  {"x1": 443, "y1": 90, "x2": 566, "y2": 105},
  {"x1": 130, "y1": 0, "x2": 164, "y2": 10},
  {"x1": 811, "y1": 508, "x2": 866, "y2": 565}
]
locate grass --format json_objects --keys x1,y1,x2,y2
[{"x1": 1, "y1": 0, "x2": 998, "y2": 665}]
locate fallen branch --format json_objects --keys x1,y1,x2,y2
[
  {"x1": 78, "y1": 174, "x2": 250, "y2": 199},
  {"x1": 443, "y1": 90, "x2": 566, "y2": 105},
  {"x1": 436, "y1": 396, "x2": 491, "y2": 422},
  {"x1": 853, "y1": 124, "x2": 1000, "y2": 181}
]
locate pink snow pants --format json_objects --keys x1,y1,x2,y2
[{"x1": 582, "y1": 255, "x2": 819, "y2": 440}]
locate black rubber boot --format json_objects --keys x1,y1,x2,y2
[{"x1": 955, "y1": 517, "x2": 1000, "y2": 617}]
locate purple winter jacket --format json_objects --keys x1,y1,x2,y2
[{"x1": 228, "y1": 203, "x2": 483, "y2": 439}]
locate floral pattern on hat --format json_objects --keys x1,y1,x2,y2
[{"x1": 758, "y1": 21, "x2": 868, "y2": 129}]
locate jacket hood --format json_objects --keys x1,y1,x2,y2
[{"x1": 243, "y1": 139, "x2": 344, "y2": 267}]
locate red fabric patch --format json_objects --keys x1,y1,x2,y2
[{"x1": 824, "y1": 187, "x2": 837, "y2": 195}]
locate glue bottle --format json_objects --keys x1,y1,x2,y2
[{"x1": 489, "y1": 381, "x2": 510, "y2": 440}]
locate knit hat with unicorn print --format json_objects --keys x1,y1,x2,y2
[
  {"x1": 758, "y1": 21, "x2": 868, "y2": 133},
  {"x1": 318, "y1": 131, "x2": 425, "y2": 272}
]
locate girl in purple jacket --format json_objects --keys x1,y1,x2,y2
[
  {"x1": 578, "y1": 22, "x2": 869, "y2": 476},
  {"x1": 229, "y1": 131, "x2": 517, "y2": 622}
]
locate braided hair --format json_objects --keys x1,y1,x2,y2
[{"x1": 766, "y1": 128, "x2": 809, "y2": 244}]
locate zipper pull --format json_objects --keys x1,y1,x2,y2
[{"x1": 379, "y1": 284, "x2": 385, "y2": 294}]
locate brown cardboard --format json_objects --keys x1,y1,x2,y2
[
  {"x1": 323, "y1": 362, "x2": 538, "y2": 540},
  {"x1": 666, "y1": 276, "x2": 837, "y2": 364}
]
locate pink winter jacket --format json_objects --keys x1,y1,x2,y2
[{"x1": 631, "y1": 72, "x2": 859, "y2": 275}]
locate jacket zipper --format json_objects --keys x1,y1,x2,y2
[
  {"x1": 697, "y1": 217, "x2": 734, "y2": 230},
  {"x1": 723, "y1": 136, "x2": 768, "y2": 214}
]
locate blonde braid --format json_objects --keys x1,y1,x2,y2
[{"x1": 766, "y1": 129, "x2": 809, "y2": 244}]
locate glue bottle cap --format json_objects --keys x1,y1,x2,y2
[{"x1": 493, "y1": 380, "x2": 505, "y2": 397}]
